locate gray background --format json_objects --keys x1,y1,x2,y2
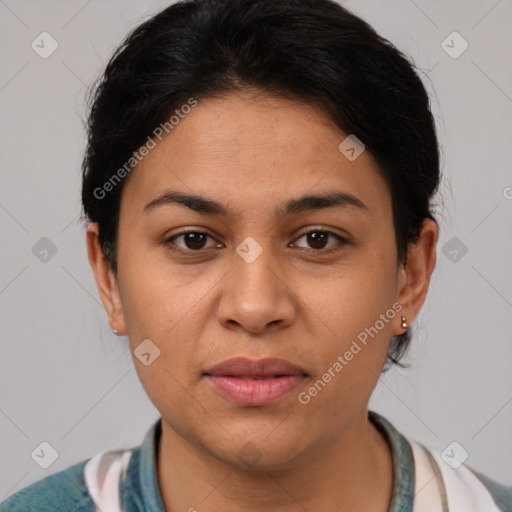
[{"x1": 1, "y1": 0, "x2": 511, "y2": 499}]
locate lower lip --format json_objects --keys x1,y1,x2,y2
[{"x1": 206, "y1": 375, "x2": 305, "y2": 406}]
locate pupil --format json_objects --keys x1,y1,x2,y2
[
  {"x1": 185, "y1": 232, "x2": 206, "y2": 250},
  {"x1": 308, "y1": 232, "x2": 327, "y2": 249}
]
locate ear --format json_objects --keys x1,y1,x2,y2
[
  {"x1": 86, "y1": 222, "x2": 127, "y2": 335},
  {"x1": 394, "y1": 218, "x2": 437, "y2": 335}
]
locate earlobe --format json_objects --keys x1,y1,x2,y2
[
  {"x1": 395, "y1": 218, "x2": 437, "y2": 334},
  {"x1": 86, "y1": 223, "x2": 127, "y2": 335}
]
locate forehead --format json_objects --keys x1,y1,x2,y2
[{"x1": 120, "y1": 92, "x2": 391, "y2": 220}]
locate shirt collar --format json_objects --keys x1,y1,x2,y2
[
  {"x1": 369, "y1": 410, "x2": 415, "y2": 512},
  {"x1": 121, "y1": 411, "x2": 414, "y2": 512},
  {"x1": 121, "y1": 417, "x2": 166, "y2": 512}
]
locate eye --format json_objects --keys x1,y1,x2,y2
[
  {"x1": 292, "y1": 229, "x2": 347, "y2": 253},
  {"x1": 165, "y1": 228, "x2": 348, "y2": 254},
  {"x1": 166, "y1": 230, "x2": 222, "y2": 252}
]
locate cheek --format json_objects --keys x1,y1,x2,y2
[
  {"x1": 117, "y1": 234, "x2": 209, "y2": 341},
  {"x1": 309, "y1": 243, "x2": 398, "y2": 387},
  {"x1": 116, "y1": 256, "x2": 207, "y2": 407},
  {"x1": 323, "y1": 249, "x2": 397, "y2": 332}
]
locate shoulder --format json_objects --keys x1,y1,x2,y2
[
  {"x1": 0, "y1": 459, "x2": 95, "y2": 512},
  {"x1": 465, "y1": 466, "x2": 512, "y2": 512},
  {"x1": 369, "y1": 412, "x2": 511, "y2": 511},
  {"x1": 408, "y1": 438, "x2": 512, "y2": 512}
]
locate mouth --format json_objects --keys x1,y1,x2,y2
[{"x1": 203, "y1": 357, "x2": 307, "y2": 406}]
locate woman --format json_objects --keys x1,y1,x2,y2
[{"x1": 2, "y1": 0, "x2": 510, "y2": 510}]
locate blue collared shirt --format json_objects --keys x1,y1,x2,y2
[{"x1": 1, "y1": 411, "x2": 510, "y2": 511}]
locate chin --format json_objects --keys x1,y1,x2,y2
[{"x1": 206, "y1": 427, "x2": 307, "y2": 472}]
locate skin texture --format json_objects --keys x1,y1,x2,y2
[{"x1": 86, "y1": 91, "x2": 437, "y2": 511}]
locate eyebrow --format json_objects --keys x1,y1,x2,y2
[{"x1": 143, "y1": 189, "x2": 370, "y2": 218}]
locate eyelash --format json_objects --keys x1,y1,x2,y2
[{"x1": 164, "y1": 228, "x2": 348, "y2": 255}]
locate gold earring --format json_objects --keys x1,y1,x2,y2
[{"x1": 401, "y1": 316, "x2": 408, "y2": 329}]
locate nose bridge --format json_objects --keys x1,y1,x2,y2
[
  {"x1": 217, "y1": 234, "x2": 295, "y2": 332},
  {"x1": 231, "y1": 235, "x2": 280, "y2": 303}
]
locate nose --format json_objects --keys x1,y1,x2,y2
[{"x1": 216, "y1": 240, "x2": 297, "y2": 335}]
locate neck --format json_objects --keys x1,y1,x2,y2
[{"x1": 157, "y1": 409, "x2": 393, "y2": 512}]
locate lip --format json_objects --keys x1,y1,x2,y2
[{"x1": 204, "y1": 357, "x2": 307, "y2": 406}]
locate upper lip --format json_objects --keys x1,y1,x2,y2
[{"x1": 204, "y1": 357, "x2": 307, "y2": 377}]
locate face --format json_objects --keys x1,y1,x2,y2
[{"x1": 87, "y1": 91, "x2": 436, "y2": 469}]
